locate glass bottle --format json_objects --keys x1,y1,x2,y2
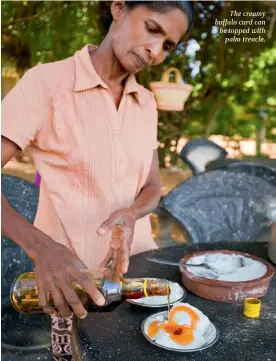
[{"x1": 10, "y1": 270, "x2": 170, "y2": 314}]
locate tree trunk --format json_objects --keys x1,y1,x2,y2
[
  {"x1": 205, "y1": 100, "x2": 223, "y2": 136},
  {"x1": 255, "y1": 116, "x2": 266, "y2": 157}
]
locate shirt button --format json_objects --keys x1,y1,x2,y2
[{"x1": 115, "y1": 135, "x2": 122, "y2": 140}]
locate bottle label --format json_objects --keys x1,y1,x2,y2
[{"x1": 143, "y1": 279, "x2": 149, "y2": 297}]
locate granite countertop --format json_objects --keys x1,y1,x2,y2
[
  {"x1": 72, "y1": 242, "x2": 276, "y2": 361},
  {"x1": 206, "y1": 158, "x2": 276, "y2": 171}
]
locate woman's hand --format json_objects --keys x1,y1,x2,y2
[
  {"x1": 97, "y1": 208, "x2": 138, "y2": 274},
  {"x1": 1, "y1": 137, "x2": 105, "y2": 319},
  {"x1": 33, "y1": 238, "x2": 106, "y2": 319}
]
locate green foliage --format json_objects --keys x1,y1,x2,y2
[
  {"x1": 2, "y1": 1, "x2": 276, "y2": 166},
  {"x1": 2, "y1": 1, "x2": 102, "y2": 68}
]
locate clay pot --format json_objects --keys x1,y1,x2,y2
[{"x1": 180, "y1": 250, "x2": 275, "y2": 303}]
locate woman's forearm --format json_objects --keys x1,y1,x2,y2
[{"x1": 130, "y1": 183, "x2": 161, "y2": 219}]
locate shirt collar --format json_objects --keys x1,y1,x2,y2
[{"x1": 73, "y1": 44, "x2": 145, "y2": 105}]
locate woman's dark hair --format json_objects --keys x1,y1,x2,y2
[{"x1": 101, "y1": 1, "x2": 195, "y2": 35}]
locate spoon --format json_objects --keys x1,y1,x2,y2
[{"x1": 146, "y1": 257, "x2": 218, "y2": 275}]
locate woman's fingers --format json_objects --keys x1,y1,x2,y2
[
  {"x1": 38, "y1": 286, "x2": 56, "y2": 315},
  {"x1": 97, "y1": 214, "x2": 123, "y2": 235},
  {"x1": 48, "y1": 279, "x2": 72, "y2": 318},
  {"x1": 119, "y1": 247, "x2": 130, "y2": 274},
  {"x1": 100, "y1": 226, "x2": 133, "y2": 274},
  {"x1": 118, "y1": 227, "x2": 133, "y2": 273},
  {"x1": 99, "y1": 248, "x2": 114, "y2": 269},
  {"x1": 36, "y1": 270, "x2": 57, "y2": 315},
  {"x1": 57, "y1": 276, "x2": 88, "y2": 319},
  {"x1": 71, "y1": 269, "x2": 105, "y2": 307},
  {"x1": 110, "y1": 248, "x2": 119, "y2": 270}
]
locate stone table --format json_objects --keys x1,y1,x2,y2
[
  {"x1": 206, "y1": 158, "x2": 276, "y2": 173},
  {"x1": 72, "y1": 242, "x2": 276, "y2": 361}
]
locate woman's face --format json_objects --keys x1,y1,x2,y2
[{"x1": 110, "y1": 2, "x2": 189, "y2": 73}]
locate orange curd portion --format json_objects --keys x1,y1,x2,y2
[{"x1": 148, "y1": 305, "x2": 199, "y2": 346}]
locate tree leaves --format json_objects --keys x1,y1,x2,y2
[{"x1": 1, "y1": 1, "x2": 276, "y2": 166}]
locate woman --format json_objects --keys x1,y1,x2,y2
[{"x1": 2, "y1": 1, "x2": 194, "y2": 320}]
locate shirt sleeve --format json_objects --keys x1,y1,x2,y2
[{"x1": 1, "y1": 66, "x2": 46, "y2": 150}]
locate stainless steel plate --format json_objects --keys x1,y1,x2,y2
[
  {"x1": 141, "y1": 310, "x2": 219, "y2": 352},
  {"x1": 127, "y1": 280, "x2": 186, "y2": 308}
]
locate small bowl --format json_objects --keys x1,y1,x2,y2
[
  {"x1": 180, "y1": 250, "x2": 275, "y2": 303},
  {"x1": 141, "y1": 310, "x2": 219, "y2": 352}
]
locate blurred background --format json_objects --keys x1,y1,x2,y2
[{"x1": 2, "y1": 0, "x2": 276, "y2": 243}]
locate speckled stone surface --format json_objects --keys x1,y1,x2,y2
[
  {"x1": 206, "y1": 159, "x2": 276, "y2": 176},
  {"x1": 1, "y1": 175, "x2": 52, "y2": 361},
  {"x1": 1, "y1": 175, "x2": 38, "y2": 307},
  {"x1": 161, "y1": 170, "x2": 276, "y2": 243},
  {"x1": 73, "y1": 242, "x2": 276, "y2": 361},
  {"x1": 1, "y1": 307, "x2": 52, "y2": 361}
]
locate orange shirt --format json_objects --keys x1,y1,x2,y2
[{"x1": 2, "y1": 44, "x2": 158, "y2": 268}]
